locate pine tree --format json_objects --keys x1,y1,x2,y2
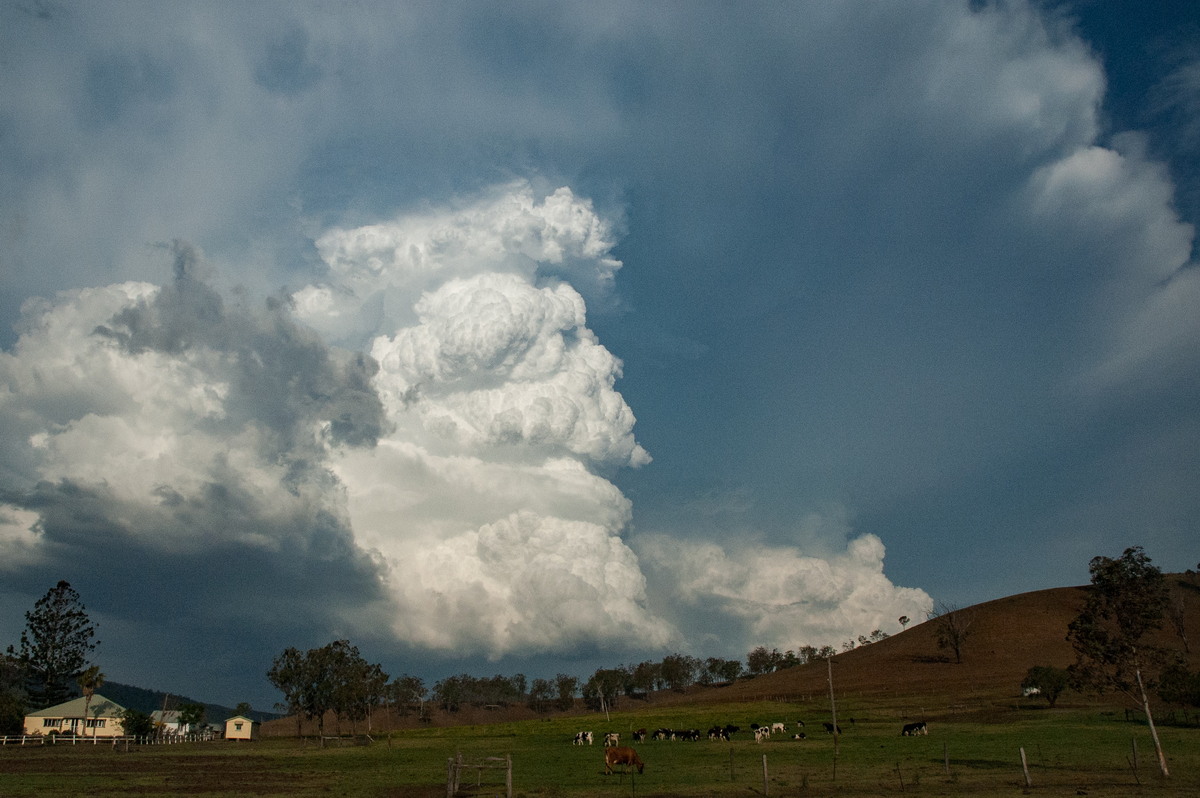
[{"x1": 14, "y1": 581, "x2": 98, "y2": 709}]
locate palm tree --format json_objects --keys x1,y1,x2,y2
[{"x1": 76, "y1": 665, "x2": 105, "y2": 739}]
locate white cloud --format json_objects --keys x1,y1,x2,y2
[
  {"x1": 304, "y1": 183, "x2": 662, "y2": 656},
  {"x1": 297, "y1": 183, "x2": 623, "y2": 347},
  {"x1": 637, "y1": 531, "x2": 933, "y2": 652},
  {"x1": 0, "y1": 504, "x2": 44, "y2": 568},
  {"x1": 0, "y1": 182, "x2": 666, "y2": 660}
]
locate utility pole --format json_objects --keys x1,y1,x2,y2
[{"x1": 827, "y1": 657, "x2": 839, "y2": 755}]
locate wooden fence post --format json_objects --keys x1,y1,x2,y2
[
  {"x1": 1019, "y1": 747, "x2": 1032, "y2": 788},
  {"x1": 762, "y1": 754, "x2": 769, "y2": 796}
]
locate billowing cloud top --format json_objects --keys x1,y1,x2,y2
[{"x1": 0, "y1": 181, "x2": 931, "y2": 672}]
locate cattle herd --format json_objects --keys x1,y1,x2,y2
[{"x1": 582, "y1": 718, "x2": 930, "y2": 774}]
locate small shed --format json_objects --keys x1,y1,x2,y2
[{"x1": 224, "y1": 714, "x2": 259, "y2": 741}]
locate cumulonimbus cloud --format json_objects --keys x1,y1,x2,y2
[{"x1": 0, "y1": 181, "x2": 928, "y2": 663}]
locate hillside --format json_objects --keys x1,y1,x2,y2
[
  {"x1": 81, "y1": 682, "x2": 280, "y2": 725},
  {"x1": 264, "y1": 575, "x2": 1200, "y2": 735}
]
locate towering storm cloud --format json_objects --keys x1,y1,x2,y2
[{"x1": 0, "y1": 182, "x2": 929, "y2": 674}]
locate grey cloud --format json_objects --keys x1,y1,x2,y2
[{"x1": 96, "y1": 242, "x2": 386, "y2": 453}]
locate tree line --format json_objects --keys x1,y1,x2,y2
[{"x1": 264, "y1": 633, "x2": 895, "y2": 727}]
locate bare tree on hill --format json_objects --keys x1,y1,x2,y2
[{"x1": 929, "y1": 601, "x2": 974, "y2": 664}]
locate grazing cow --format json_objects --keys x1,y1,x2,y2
[
  {"x1": 603, "y1": 732, "x2": 620, "y2": 747},
  {"x1": 708, "y1": 726, "x2": 727, "y2": 741},
  {"x1": 604, "y1": 746, "x2": 645, "y2": 775},
  {"x1": 724, "y1": 724, "x2": 740, "y2": 738},
  {"x1": 652, "y1": 728, "x2": 671, "y2": 741},
  {"x1": 754, "y1": 726, "x2": 771, "y2": 743},
  {"x1": 573, "y1": 731, "x2": 593, "y2": 745},
  {"x1": 901, "y1": 721, "x2": 928, "y2": 736},
  {"x1": 771, "y1": 722, "x2": 786, "y2": 734},
  {"x1": 632, "y1": 728, "x2": 646, "y2": 742},
  {"x1": 822, "y1": 722, "x2": 842, "y2": 734},
  {"x1": 791, "y1": 733, "x2": 807, "y2": 740}
]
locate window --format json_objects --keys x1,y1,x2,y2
[
  {"x1": 234, "y1": 722, "x2": 244, "y2": 731},
  {"x1": 43, "y1": 718, "x2": 62, "y2": 728},
  {"x1": 85, "y1": 719, "x2": 106, "y2": 728}
]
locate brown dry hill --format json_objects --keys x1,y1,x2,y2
[
  {"x1": 657, "y1": 576, "x2": 1200, "y2": 714},
  {"x1": 264, "y1": 576, "x2": 1200, "y2": 735}
]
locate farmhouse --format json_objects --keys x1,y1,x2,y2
[
  {"x1": 151, "y1": 709, "x2": 191, "y2": 735},
  {"x1": 23, "y1": 694, "x2": 127, "y2": 738},
  {"x1": 224, "y1": 714, "x2": 259, "y2": 741}
]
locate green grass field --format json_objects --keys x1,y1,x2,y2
[{"x1": 2, "y1": 700, "x2": 1198, "y2": 797}]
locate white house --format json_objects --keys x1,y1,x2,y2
[
  {"x1": 151, "y1": 709, "x2": 189, "y2": 735},
  {"x1": 224, "y1": 714, "x2": 259, "y2": 741},
  {"x1": 23, "y1": 694, "x2": 126, "y2": 738}
]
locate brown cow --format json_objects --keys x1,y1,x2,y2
[{"x1": 604, "y1": 746, "x2": 645, "y2": 775}]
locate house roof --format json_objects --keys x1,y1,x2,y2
[
  {"x1": 224, "y1": 715, "x2": 257, "y2": 724},
  {"x1": 26, "y1": 694, "x2": 125, "y2": 719}
]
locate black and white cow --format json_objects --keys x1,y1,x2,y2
[
  {"x1": 901, "y1": 721, "x2": 928, "y2": 736},
  {"x1": 573, "y1": 731, "x2": 594, "y2": 745}
]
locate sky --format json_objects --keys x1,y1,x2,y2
[{"x1": 1, "y1": 0, "x2": 1197, "y2": 710}]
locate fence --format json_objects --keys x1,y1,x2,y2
[
  {"x1": 1, "y1": 731, "x2": 218, "y2": 747},
  {"x1": 446, "y1": 752, "x2": 512, "y2": 798}
]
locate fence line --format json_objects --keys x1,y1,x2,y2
[{"x1": 1, "y1": 731, "x2": 219, "y2": 747}]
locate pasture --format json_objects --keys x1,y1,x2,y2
[{"x1": 2, "y1": 699, "x2": 1199, "y2": 797}]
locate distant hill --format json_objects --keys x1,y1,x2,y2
[
  {"x1": 267, "y1": 575, "x2": 1200, "y2": 736},
  {"x1": 80, "y1": 682, "x2": 280, "y2": 724}
]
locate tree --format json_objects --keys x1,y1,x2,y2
[
  {"x1": 267, "y1": 647, "x2": 309, "y2": 735},
  {"x1": 583, "y1": 668, "x2": 626, "y2": 712},
  {"x1": 746, "y1": 646, "x2": 781, "y2": 676},
  {"x1": 388, "y1": 675, "x2": 426, "y2": 716},
  {"x1": 178, "y1": 703, "x2": 206, "y2": 732},
  {"x1": 0, "y1": 653, "x2": 25, "y2": 735},
  {"x1": 1021, "y1": 665, "x2": 1070, "y2": 707},
  {"x1": 121, "y1": 707, "x2": 154, "y2": 738},
  {"x1": 929, "y1": 602, "x2": 973, "y2": 664},
  {"x1": 701, "y1": 657, "x2": 742, "y2": 684},
  {"x1": 76, "y1": 665, "x2": 105, "y2": 738},
  {"x1": 553, "y1": 673, "x2": 578, "y2": 711},
  {"x1": 1067, "y1": 546, "x2": 1172, "y2": 777},
  {"x1": 659, "y1": 653, "x2": 700, "y2": 691},
  {"x1": 13, "y1": 581, "x2": 98, "y2": 708},
  {"x1": 267, "y1": 640, "x2": 386, "y2": 735},
  {"x1": 1157, "y1": 663, "x2": 1200, "y2": 708},
  {"x1": 628, "y1": 660, "x2": 661, "y2": 694},
  {"x1": 527, "y1": 678, "x2": 554, "y2": 713}
]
